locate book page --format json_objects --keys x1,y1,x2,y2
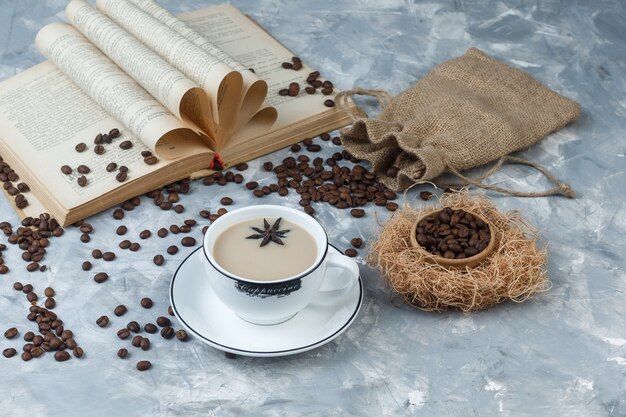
[
  {"x1": 35, "y1": 22, "x2": 207, "y2": 159},
  {"x1": 180, "y1": 5, "x2": 338, "y2": 146},
  {"x1": 96, "y1": 0, "x2": 243, "y2": 141},
  {"x1": 127, "y1": 0, "x2": 272, "y2": 132},
  {"x1": 0, "y1": 62, "x2": 173, "y2": 209},
  {"x1": 66, "y1": 0, "x2": 216, "y2": 143}
]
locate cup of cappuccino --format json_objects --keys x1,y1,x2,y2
[{"x1": 202, "y1": 205, "x2": 359, "y2": 325}]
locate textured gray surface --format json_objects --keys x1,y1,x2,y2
[{"x1": 1, "y1": 0, "x2": 625, "y2": 416}]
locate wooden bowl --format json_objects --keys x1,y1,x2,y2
[{"x1": 410, "y1": 208, "x2": 496, "y2": 269}]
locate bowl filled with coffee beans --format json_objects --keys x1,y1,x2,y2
[{"x1": 410, "y1": 207, "x2": 495, "y2": 269}]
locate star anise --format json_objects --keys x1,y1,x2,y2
[{"x1": 246, "y1": 218, "x2": 291, "y2": 247}]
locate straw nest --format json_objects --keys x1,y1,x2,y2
[{"x1": 368, "y1": 190, "x2": 550, "y2": 312}]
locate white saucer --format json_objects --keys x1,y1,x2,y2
[{"x1": 169, "y1": 245, "x2": 363, "y2": 357}]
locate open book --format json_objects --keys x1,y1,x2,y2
[{"x1": 0, "y1": 0, "x2": 354, "y2": 226}]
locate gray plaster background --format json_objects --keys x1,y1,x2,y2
[{"x1": 0, "y1": 0, "x2": 625, "y2": 416}]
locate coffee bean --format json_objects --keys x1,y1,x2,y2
[
  {"x1": 324, "y1": 99, "x2": 335, "y2": 107},
  {"x1": 166, "y1": 245, "x2": 178, "y2": 256},
  {"x1": 419, "y1": 191, "x2": 433, "y2": 201},
  {"x1": 53, "y1": 350, "x2": 70, "y2": 362},
  {"x1": 224, "y1": 351, "x2": 237, "y2": 359},
  {"x1": 112, "y1": 208, "x2": 124, "y2": 220},
  {"x1": 132, "y1": 335, "x2": 142, "y2": 347},
  {"x1": 136, "y1": 360, "x2": 151, "y2": 371},
  {"x1": 144, "y1": 323, "x2": 157, "y2": 334},
  {"x1": 288, "y1": 82, "x2": 300, "y2": 97},
  {"x1": 143, "y1": 155, "x2": 159, "y2": 165},
  {"x1": 140, "y1": 298, "x2": 153, "y2": 309},
  {"x1": 102, "y1": 252, "x2": 115, "y2": 261},
  {"x1": 77, "y1": 165, "x2": 90, "y2": 174},
  {"x1": 80, "y1": 233, "x2": 90, "y2": 243},
  {"x1": 253, "y1": 189, "x2": 264, "y2": 198},
  {"x1": 129, "y1": 242, "x2": 141, "y2": 252},
  {"x1": 307, "y1": 144, "x2": 322, "y2": 152},
  {"x1": 75, "y1": 143, "x2": 87, "y2": 152},
  {"x1": 140, "y1": 338, "x2": 150, "y2": 351},
  {"x1": 119, "y1": 140, "x2": 133, "y2": 150},
  {"x1": 22, "y1": 284, "x2": 33, "y2": 294},
  {"x1": 94, "y1": 133, "x2": 103, "y2": 144},
  {"x1": 43, "y1": 287, "x2": 55, "y2": 298},
  {"x1": 94, "y1": 145, "x2": 105, "y2": 155},
  {"x1": 117, "y1": 348, "x2": 129, "y2": 359},
  {"x1": 61, "y1": 165, "x2": 72, "y2": 175},
  {"x1": 278, "y1": 89, "x2": 289, "y2": 96},
  {"x1": 119, "y1": 240, "x2": 131, "y2": 249},
  {"x1": 109, "y1": 128, "x2": 120, "y2": 138},
  {"x1": 77, "y1": 175, "x2": 88, "y2": 187},
  {"x1": 0, "y1": 265, "x2": 9, "y2": 274},
  {"x1": 4, "y1": 327, "x2": 18, "y2": 339},
  {"x1": 45, "y1": 298, "x2": 56, "y2": 309},
  {"x1": 116, "y1": 225, "x2": 127, "y2": 235},
  {"x1": 220, "y1": 197, "x2": 233, "y2": 205},
  {"x1": 117, "y1": 328, "x2": 131, "y2": 340},
  {"x1": 157, "y1": 228, "x2": 168, "y2": 238},
  {"x1": 235, "y1": 162, "x2": 248, "y2": 171},
  {"x1": 3, "y1": 348, "x2": 17, "y2": 358},
  {"x1": 139, "y1": 230, "x2": 151, "y2": 239},
  {"x1": 281, "y1": 62, "x2": 293, "y2": 69},
  {"x1": 153, "y1": 254, "x2": 164, "y2": 266},
  {"x1": 345, "y1": 248, "x2": 357, "y2": 257},
  {"x1": 386, "y1": 202, "x2": 399, "y2": 211},
  {"x1": 23, "y1": 331, "x2": 34, "y2": 342},
  {"x1": 26, "y1": 292, "x2": 38, "y2": 302},
  {"x1": 160, "y1": 326, "x2": 174, "y2": 339},
  {"x1": 91, "y1": 272, "x2": 108, "y2": 284},
  {"x1": 13, "y1": 282, "x2": 23, "y2": 291},
  {"x1": 30, "y1": 346, "x2": 44, "y2": 358},
  {"x1": 73, "y1": 346, "x2": 84, "y2": 358},
  {"x1": 175, "y1": 330, "x2": 188, "y2": 342},
  {"x1": 96, "y1": 315, "x2": 109, "y2": 328},
  {"x1": 350, "y1": 208, "x2": 365, "y2": 218},
  {"x1": 168, "y1": 306, "x2": 174, "y2": 316},
  {"x1": 263, "y1": 162, "x2": 273, "y2": 171},
  {"x1": 181, "y1": 237, "x2": 196, "y2": 247},
  {"x1": 92, "y1": 249, "x2": 102, "y2": 259},
  {"x1": 351, "y1": 238, "x2": 363, "y2": 248},
  {"x1": 156, "y1": 316, "x2": 171, "y2": 327},
  {"x1": 116, "y1": 171, "x2": 128, "y2": 182},
  {"x1": 21, "y1": 351, "x2": 32, "y2": 361}
]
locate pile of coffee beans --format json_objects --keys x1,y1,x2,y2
[
  {"x1": 414, "y1": 207, "x2": 492, "y2": 259},
  {"x1": 3, "y1": 213, "x2": 64, "y2": 272},
  {"x1": 1, "y1": 155, "x2": 30, "y2": 209},
  {"x1": 98, "y1": 299, "x2": 188, "y2": 371},
  {"x1": 3, "y1": 283, "x2": 83, "y2": 362}
]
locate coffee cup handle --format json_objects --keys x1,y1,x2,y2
[{"x1": 319, "y1": 253, "x2": 359, "y2": 293}]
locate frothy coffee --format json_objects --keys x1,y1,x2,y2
[{"x1": 212, "y1": 218, "x2": 317, "y2": 281}]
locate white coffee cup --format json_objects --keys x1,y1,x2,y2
[{"x1": 202, "y1": 205, "x2": 359, "y2": 325}]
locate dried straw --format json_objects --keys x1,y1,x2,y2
[{"x1": 368, "y1": 190, "x2": 550, "y2": 312}]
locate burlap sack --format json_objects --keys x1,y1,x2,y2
[{"x1": 336, "y1": 48, "x2": 581, "y2": 197}]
